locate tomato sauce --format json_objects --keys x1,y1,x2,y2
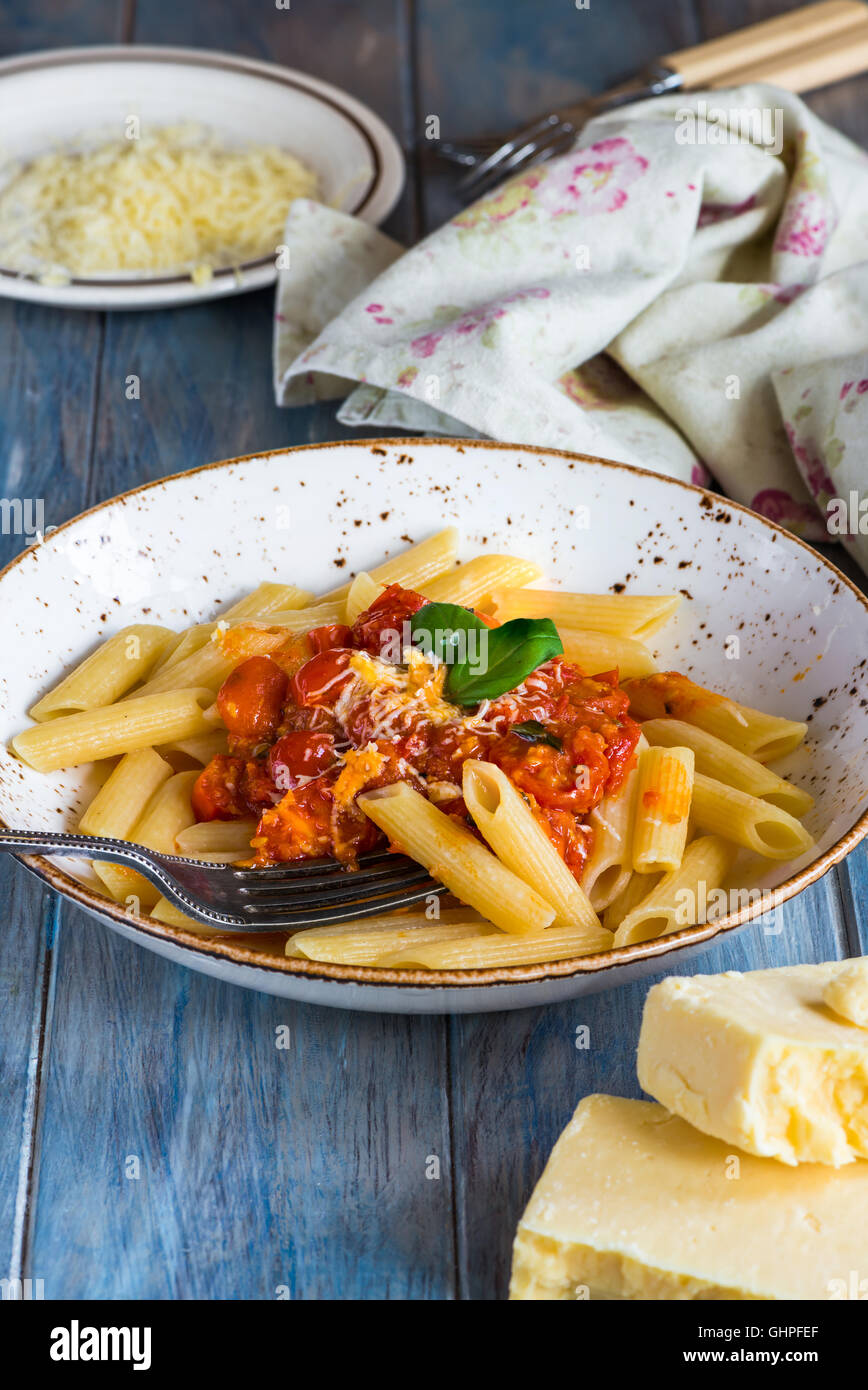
[{"x1": 192, "y1": 587, "x2": 641, "y2": 880}]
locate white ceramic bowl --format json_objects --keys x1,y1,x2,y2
[
  {"x1": 1, "y1": 438, "x2": 866, "y2": 1012},
  {"x1": 0, "y1": 45, "x2": 404, "y2": 310}
]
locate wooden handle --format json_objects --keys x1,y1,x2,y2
[
  {"x1": 663, "y1": 0, "x2": 868, "y2": 87},
  {"x1": 708, "y1": 21, "x2": 868, "y2": 91}
]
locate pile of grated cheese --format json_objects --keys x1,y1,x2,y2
[{"x1": 0, "y1": 124, "x2": 319, "y2": 284}]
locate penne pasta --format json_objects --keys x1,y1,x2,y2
[
  {"x1": 286, "y1": 910, "x2": 494, "y2": 964},
  {"x1": 153, "y1": 587, "x2": 313, "y2": 674},
  {"x1": 29, "y1": 624, "x2": 175, "y2": 720},
  {"x1": 94, "y1": 769, "x2": 199, "y2": 908},
  {"x1": 131, "y1": 626, "x2": 287, "y2": 698},
  {"x1": 631, "y1": 745, "x2": 694, "y2": 873},
  {"x1": 259, "y1": 601, "x2": 346, "y2": 632},
  {"x1": 175, "y1": 817, "x2": 258, "y2": 860},
  {"x1": 158, "y1": 729, "x2": 229, "y2": 765},
  {"x1": 358, "y1": 782, "x2": 555, "y2": 935},
  {"x1": 150, "y1": 894, "x2": 213, "y2": 932},
  {"x1": 462, "y1": 761, "x2": 608, "y2": 944},
  {"x1": 613, "y1": 836, "x2": 738, "y2": 946},
  {"x1": 422, "y1": 554, "x2": 541, "y2": 609},
  {"x1": 318, "y1": 527, "x2": 460, "y2": 602},
  {"x1": 603, "y1": 870, "x2": 662, "y2": 933},
  {"x1": 79, "y1": 747, "x2": 172, "y2": 838},
  {"x1": 487, "y1": 589, "x2": 681, "y2": 640},
  {"x1": 557, "y1": 627, "x2": 657, "y2": 679},
  {"x1": 582, "y1": 738, "x2": 646, "y2": 911},
  {"x1": 344, "y1": 571, "x2": 383, "y2": 625},
  {"x1": 640, "y1": 717, "x2": 813, "y2": 817},
  {"x1": 12, "y1": 688, "x2": 217, "y2": 772},
  {"x1": 625, "y1": 673, "x2": 808, "y2": 762},
  {"x1": 690, "y1": 772, "x2": 815, "y2": 860},
  {"x1": 377, "y1": 925, "x2": 612, "y2": 969},
  {"x1": 223, "y1": 581, "x2": 313, "y2": 622}
]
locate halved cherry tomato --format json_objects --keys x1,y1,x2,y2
[
  {"x1": 290, "y1": 648, "x2": 354, "y2": 707},
  {"x1": 192, "y1": 755, "x2": 246, "y2": 821},
  {"x1": 351, "y1": 583, "x2": 428, "y2": 655},
  {"x1": 308, "y1": 623, "x2": 353, "y2": 654},
  {"x1": 217, "y1": 656, "x2": 288, "y2": 740},
  {"x1": 267, "y1": 731, "x2": 337, "y2": 790}
]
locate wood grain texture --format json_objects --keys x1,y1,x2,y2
[{"x1": 0, "y1": 0, "x2": 866, "y2": 1304}]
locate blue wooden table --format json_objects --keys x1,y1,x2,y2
[{"x1": 1, "y1": 0, "x2": 866, "y2": 1301}]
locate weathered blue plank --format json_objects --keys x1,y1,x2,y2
[
  {"x1": 839, "y1": 840, "x2": 868, "y2": 956},
  {"x1": 30, "y1": 911, "x2": 455, "y2": 1299}
]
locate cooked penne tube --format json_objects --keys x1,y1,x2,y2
[
  {"x1": 344, "y1": 571, "x2": 383, "y2": 625},
  {"x1": 150, "y1": 895, "x2": 213, "y2": 932},
  {"x1": 153, "y1": 586, "x2": 314, "y2": 674},
  {"x1": 131, "y1": 626, "x2": 287, "y2": 698},
  {"x1": 159, "y1": 729, "x2": 229, "y2": 765},
  {"x1": 631, "y1": 745, "x2": 694, "y2": 873},
  {"x1": 259, "y1": 601, "x2": 346, "y2": 632},
  {"x1": 94, "y1": 769, "x2": 199, "y2": 908},
  {"x1": 13, "y1": 688, "x2": 217, "y2": 772},
  {"x1": 422, "y1": 555, "x2": 542, "y2": 609},
  {"x1": 603, "y1": 870, "x2": 662, "y2": 933},
  {"x1": 613, "y1": 836, "x2": 738, "y2": 946},
  {"x1": 286, "y1": 910, "x2": 495, "y2": 964},
  {"x1": 639, "y1": 717, "x2": 813, "y2": 816},
  {"x1": 358, "y1": 782, "x2": 555, "y2": 935},
  {"x1": 223, "y1": 581, "x2": 313, "y2": 621},
  {"x1": 463, "y1": 761, "x2": 608, "y2": 943},
  {"x1": 691, "y1": 772, "x2": 815, "y2": 859},
  {"x1": 152, "y1": 624, "x2": 214, "y2": 672},
  {"x1": 79, "y1": 747, "x2": 172, "y2": 838},
  {"x1": 319, "y1": 527, "x2": 460, "y2": 602},
  {"x1": 557, "y1": 627, "x2": 657, "y2": 679},
  {"x1": 625, "y1": 673, "x2": 807, "y2": 762},
  {"x1": 487, "y1": 589, "x2": 681, "y2": 640},
  {"x1": 175, "y1": 818, "x2": 258, "y2": 860},
  {"x1": 582, "y1": 738, "x2": 646, "y2": 910},
  {"x1": 377, "y1": 925, "x2": 612, "y2": 969},
  {"x1": 29, "y1": 624, "x2": 175, "y2": 720}
]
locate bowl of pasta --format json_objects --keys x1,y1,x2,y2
[{"x1": 1, "y1": 438, "x2": 866, "y2": 1012}]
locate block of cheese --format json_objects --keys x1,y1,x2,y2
[
  {"x1": 824, "y1": 960, "x2": 868, "y2": 1028},
  {"x1": 509, "y1": 1094, "x2": 868, "y2": 1301},
  {"x1": 637, "y1": 961, "x2": 868, "y2": 1166}
]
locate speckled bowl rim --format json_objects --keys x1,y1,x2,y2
[{"x1": 3, "y1": 437, "x2": 867, "y2": 991}]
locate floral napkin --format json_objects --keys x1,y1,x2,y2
[{"x1": 274, "y1": 84, "x2": 868, "y2": 572}]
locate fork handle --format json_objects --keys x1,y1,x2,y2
[{"x1": 662, "y1": 0, "x2": 868, "y2": 89}]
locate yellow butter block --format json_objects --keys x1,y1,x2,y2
[
  {"x1": 509, "y1": 1094, "x2": 868, "y2": 1301},
  {"x1": 637, "y1": 961, "x2": 868, "y2": 1167}
]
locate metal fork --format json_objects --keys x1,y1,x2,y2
[
  {"x1": 1, "y1": 829, "x2": 445, "y2": 932},
  {"x1": 435, "y1": 64, "x2": 683, "y2": 200}
]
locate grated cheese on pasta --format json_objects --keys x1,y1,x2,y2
[{"x1": 0, "y1": 124, "x2": 319, "y2": 283}]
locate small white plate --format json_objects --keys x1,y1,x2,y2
[
  {"x1": 0, "y1": 45, "x2": 405, "y2": 310},
  {"x1": 1, "y1": 439, "x2": 866, "y2": 1013}
]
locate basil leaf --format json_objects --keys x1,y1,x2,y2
[
  {"x1": 448, "y1": 617, "x2": 563, "y2": 704},
  {"x1": 410, "y1": 605, "x2": 563, "y2": 704},
  {"x1": 512, "y1": 720, "x2": 563, "y2": 751},
  {"x1": 409, "y1": 602, "x2": 487, "y2": 666}
]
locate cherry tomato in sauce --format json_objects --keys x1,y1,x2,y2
[
  {"x1": 217, "y1": 656, "x2": 288, "y2": 741},
  {"x1": 351, "y1": 583, "x2": 428, "y2": 656},
  {"x1": 192, "y1": 755, "x2": 246, "y2": 821},
  {"x1": 308, "y1": 623, "x2": 353, "y2": 654},
  {"x1": 290, "y1": 648, "x2": 354, "y2": 707},
  {"x1": 267, "y1": 731, "x2": 337, "y2": 790}
]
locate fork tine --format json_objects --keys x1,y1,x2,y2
[
  {"x1": 229, "y1": 849, "x2": 397, "y2": 880},
  {"x1": 232, "y1": 858, "x2": 432, "y2": 897},
  {"x1": 240, "y1": 885, "x2": 447, "y2": 929},
  {"x1": 456, "y1": 112, "x2": 563, "y2": 194},
  {"x1": 459, "y1": 123, "x2": 576, "y2": 200},
  {"x1": 235, "y1": 867, "x2": 436, "y2": 908}
]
